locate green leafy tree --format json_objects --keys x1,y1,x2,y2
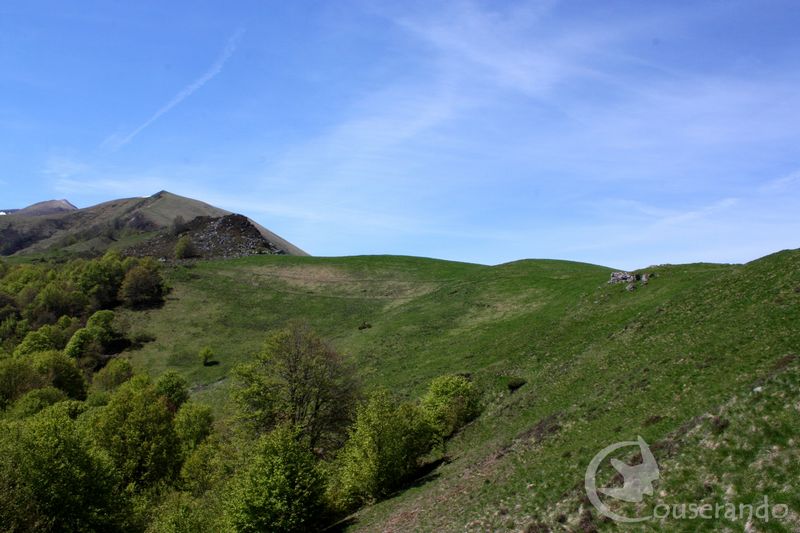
[
  {"x1": 92, "y1": 358, "x2": 134, "y2": 392},
  {"x1": 146, "y1": 491, "x2": 214, "y2": 533},
  {"x1": 13, "y1": 328, "x2": 58, "y2": 357},
  {"x1": 7, "y1": 386, "x2": 67, "y2": 419},
  {"x1": 13, "y1": 320, "x2": 80, "y2": 357},
  {"x1": 55, "y1": 315, "x2": 82, "y2": 344},
  {"x1": 420, "y1": 375, "x2": 480, "y2": 438},
  {"x1": 86, "y1": 309, "x2": 117, "y2": 346},
  {"x1": 233, "y1": 322, "x2": 359, "y2": 452},
  {"x1": 0, "y1": 404, "x2": 128, "y2": 531},
  {"x1": 32, "y1": 350, "x2": 87, "y2": 400},
  {"x1": 329, "y1": 390, "x2": 437, "y2": 510},
  {"x1": 119, "y1": 260, "x2": 166, "y2": 308},
  {"x1": 199, "y1": 346, "x2": 214, "y2": 366},
  {"x1": 64, "y1": 327, "x2": 103, "y2": 365},
  {"x1": 29, "y1": 281, "x2": 88, "y2": 326},
  {"x1": 0, "y1": 316, "x2": 29, "y2": 353},
  {"x1": 180, "y1": 439, "x2": 228, "y2": 497},
  {"x1": 91, "y1": 375, "x2": 181, "y2": 489},
  {"x1": 175, "y1": 402, "x2": 214, "y2": 453},
  {"x1": 155, "y1": 371, "x2": 190, "y2": 413},
  {"x1": 85, "y1": 390, "x2": 111, "y2": 407},
  {"x1": 227, "y1": 425, "x2": 325, "y2": 533},
  {"x1": 170, "y1": 215, "x2": 187, "y2": 236},
  {"x1": 77, "y1": 252, "x2": 125, "y2": 309},
  {"x1": 0, "y1": 291, "x2": 17, "y2": 322},
  {"x1": 0, "y1": 357, "x2": 43, "y2": 409}
]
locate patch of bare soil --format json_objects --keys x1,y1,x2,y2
[{"x1": 233, "y1": 265, "x2": 443, "y2": 302}]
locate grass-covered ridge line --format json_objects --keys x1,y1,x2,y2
[{"x1": 119, "y1": 250, "x2": 800, "y2": 531}]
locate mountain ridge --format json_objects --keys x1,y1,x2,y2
[
  {"x1": 0, "y1": 198, "x2": 77, "y2": 217},
  {"x1": 0, "y1": 191, "x2": 307, "y2": 257}
]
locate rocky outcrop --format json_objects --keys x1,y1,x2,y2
[
  {"x1": 609, "y1": 271, "x2": 637, "y2": 284},
  {"x1": 609, "y1": 271, "x2": 653, "y2": 291}
]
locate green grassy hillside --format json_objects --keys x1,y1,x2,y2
[{"x1": 120, "y1": 250, "x2": 800, "y2": 531}]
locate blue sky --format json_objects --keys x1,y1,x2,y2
[{"x1": 1, "y1": 0, "x2": 799, "y2": 268}]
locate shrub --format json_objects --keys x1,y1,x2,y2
[
  {"x1": 175, "y1": 402, "x2": 214, "y2": 453},
  {"x1": 92, "y1": 358, "x2": 134, "y2": 392},
  {"x1": 233, "y1": 322, "x2": 359, "y2": 452},
  {"x1": 227, "y1": 425, "x2": 325, "y2": 532},
  {"x1": 155, "y1": 371, "x2": 190, "y2": 413},
  {"x1": 119, "y1": 261, "x2": 165, "y2": 308},
  {"x1": 506, "y1": 376, "x2": 527, "y2": 393},
  {"x1": 174, "y1": 235, "x2": 196, "y2": 259},
  {"x1": 420, "y1": 375, "x2": 480, "y2": 438},
  {"x1": 132, "y1": 331, "x2": 156, "y2": 346},
  {"x1": 329, "y1": 391, "x2": 437, "y2": 511}
]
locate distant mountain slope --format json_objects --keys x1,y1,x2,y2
[
  {"x1": 15, "y1": 199, "x2": 77, "y2": 217},
  {"x1": 0, "y1": 199, "x2": 77, "y2": 218},
  {"x1": 0, "y1": 191, "x2": 307, "y2": 257}
]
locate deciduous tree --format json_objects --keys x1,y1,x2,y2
[
  {"x1": 91, "y1": 375, "x2": 181, "y2": 489},
  {"x1": 227, "y1": 425, "x2": 325, "y2": 532},
  {"x1": 119, "y1": 260, "x2": 165, "y2": 309},
  {"x1": 233, "y1": 322, "x2": 359, "y2": 453}
]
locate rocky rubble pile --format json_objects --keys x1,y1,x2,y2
[{"x1": 125, "y1": 214, "x2": 284, "y2": 260}]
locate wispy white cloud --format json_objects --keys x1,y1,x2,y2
[
  {"x1": 535, "y1": 195, "x2": 790, "y2": 269},
  {"x1": 43, "y1": 156, "x2": 91, "y2": 179},
  {"x1": 760, "y1": 170, "x2": 800, "y2": 192},
  {"x1": 656, "y1": 197, "x2": 740, "y2": 226},
  {"x1": 394, "y1": 0, "x2": 611, "y2": 99},
  {"x1": 48, "y1": 158, "x2": 212, "y2": 199},
  {"x1": 102, "y1": 28, "x2": 245, "y2": 151}
]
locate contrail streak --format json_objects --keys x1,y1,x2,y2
[{"x1": 105, "y1": 28, "x2": 245, "y2": 150}]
